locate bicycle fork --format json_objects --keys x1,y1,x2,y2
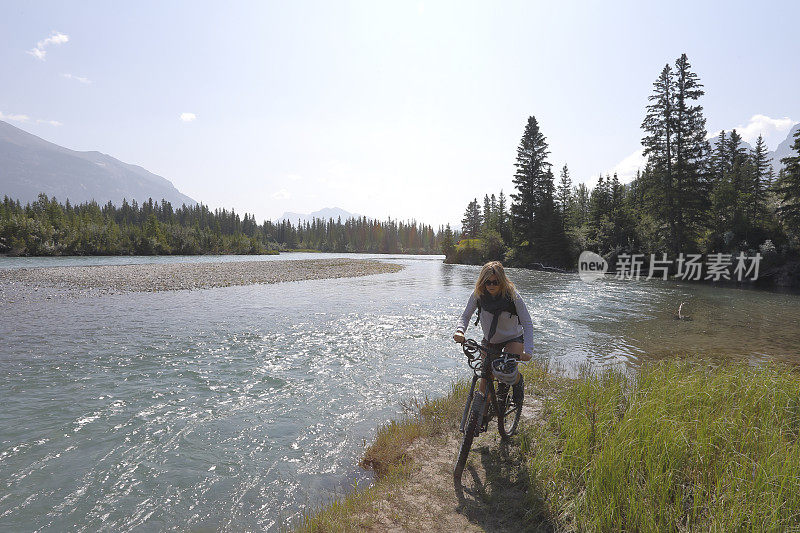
[{"x1": 459, "y1": 375, "x2": 479, "y2": 433}]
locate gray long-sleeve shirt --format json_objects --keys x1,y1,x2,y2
[{"x1": 455, "y1": 291, "x2": 534, "y2": 354}]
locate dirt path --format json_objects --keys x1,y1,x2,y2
[{"x1": 357, "y1": 395, "x2": 554, "y2": 532}]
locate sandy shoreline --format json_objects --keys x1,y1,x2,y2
[{"x1": 0, "y1": 258, "x2": 403, "y2": 300}]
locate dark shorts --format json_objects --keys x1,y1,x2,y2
[{"x1": 481, "y1": 335, "x2": 524, "y2": 351}]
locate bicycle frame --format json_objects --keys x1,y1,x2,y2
[
  {"x1": 454, "y1": 339, "x2": 524, "y2": 487},
  {"x1": 459, "y1": 360, "x2": 505, "y2": 434},
  {"x1": 458, "y1": 340, "x2": 518, "y2": 434}
]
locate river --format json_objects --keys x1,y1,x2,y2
[{"x1": 1, "y1": 253, "x2": 799, "y2": 531}]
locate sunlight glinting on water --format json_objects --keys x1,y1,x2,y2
[{"x1": 2, "y1": 254, "x2": 799, "y2": 531}]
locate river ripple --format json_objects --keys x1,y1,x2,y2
[{"x1": 1, "y1": 254, "x2": 799, "y2": 531}]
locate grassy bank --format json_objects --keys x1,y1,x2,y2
[
  {"x1": 526, "y1": 361, "x2": 800, "y2": 531},
  {"x1": 294, "y1": 382, "x2": 470, "y2": 532},
  {"x1": 295, "y1": 359, "x2": 800, "y2": 532}
]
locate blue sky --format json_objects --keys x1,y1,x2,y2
[{"x1": 1, "y1": 1, "x2": 799, "y2": 227}]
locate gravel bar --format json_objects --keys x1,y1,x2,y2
[{"x1": 0, "y1": 258, "x2": 403, "y2": 296}]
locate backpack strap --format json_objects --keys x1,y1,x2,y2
[{"x1": 477, "y1": 294, "x2": 520, "y2": 339}]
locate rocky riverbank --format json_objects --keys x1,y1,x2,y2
[{"x1": 0, "y1": 258, "x2": 403, "y2": 301}]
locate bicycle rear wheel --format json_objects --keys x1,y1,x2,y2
[
  {"x1": 454, "y1": 392, "x2": 484, "y2": 486},
  {"x1": 497, "y1": 386, "x2": 522, "y2": 439}
]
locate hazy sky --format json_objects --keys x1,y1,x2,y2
[{"x1": 2, "y1": 1, "x2": 799, "y2": 227}]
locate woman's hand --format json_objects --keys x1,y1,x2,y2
[{"x1": 453, "y1": 332, "x2": 465, "y2": 344}]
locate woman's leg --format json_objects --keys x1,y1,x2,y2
[
  {"x1": 503, "y1": 341, "x2": 525, "y2": 403},
  {"x1": 504, "y1": 341, "x2": 531, "y2": 361}
]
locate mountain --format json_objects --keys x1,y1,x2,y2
[
  {"x1": 771, "y1": 123, "x2": 800, "y2": 175},
  {"x1": 0, "y1": 120, "x2": 196, "y2": 207},
  {"x1": 278, "y1": 207, "x2": 363, "y2": 224},
  {"x1": 706, "y1": 132, "x2": 755, "y2": 153},
  {"x1": 707, "y1": 124, "x2": 800, "y2": 176}
]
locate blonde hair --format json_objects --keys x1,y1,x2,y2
[{"x1": 474, "y1": 261, "x2": 516, "y2": 298}]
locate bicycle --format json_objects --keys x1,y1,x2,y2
[{"x1": 453, "y1": 338, "x2": 524, "y2": 486}]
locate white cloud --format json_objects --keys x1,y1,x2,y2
[
  {"x1": 0, "y1": 111, "x2": 31, "y2": 123},
  {"x1": 27, "y1": 31, "x2": 69, "y2": 61},
  {"x1": 606, "y1": 114, "x2": 798, "y2": 187},
  {"x1": 0, "y1": 111, "x2": 62, "y2": 126},
  {"x1": 62, "y1": 73, "x2": 92, "y2": 84},
  {"x1": 179, "y1": 112, "x2": 197, "y2": 122},
  {"x1": 28, "y1": 48, "x2": 46, "y2": 61},
  {"x1": 271, "y1": 189, "x2": 291, "y2": 200},
  {"x1": 286, "y1": 173, "x2": 303, "y2": 181},
  {"x1": 728, "y1": 114, "x2": 798, "y2": 147},
  {"x1": 606, "y1": 148, "x2": 647, "y2": 184}
]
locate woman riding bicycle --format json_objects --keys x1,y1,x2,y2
[{"x1": 452, "y1": 261, "x2": 533, "y2": 405}]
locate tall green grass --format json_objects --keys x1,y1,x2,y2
[{"x1": 523, "y1": 361, "x2": 800, "y2": 531}]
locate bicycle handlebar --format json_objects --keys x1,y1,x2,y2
[{"x1": 459, "y1": 338, "x2": 523, "y2": 363}]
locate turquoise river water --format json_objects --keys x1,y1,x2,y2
[{"x1": 1, "y1": 253, "x2": 799, "y2": 531}]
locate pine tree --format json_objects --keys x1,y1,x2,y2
[
  {"x1": 441, "y1": 223, "x2": 455, "y2": 257},
  {"x1": 776, "y1": 128, "x2": 800, "y2": 233},
  {"x1": 642, "y1": 63, "x2": 676, "y2": 251},
  {"x1": 672, "y1": 53, "x2": 710, "y2": 249},
  {"x1": 750, "y1": 134, "x2": 772, "y2": 224},
  {"x1": 461, "y1": 198, "x2": 482, "y2": 238},
  {"x1": 557, "y1": 164, "x2": 573, "y2": 230},
  {"x1": 511, "y1": 116, "x2": 551, "y2": 251},
  {"x1": 641, "y1": 55, "x2": 709, "y2": 255},
  {"x1": 574, "y1": 183, "x2": 590, "y2": 227},
  {"x1": 497, "y1": 190, "x2": 511, "y2": 244},
  {"x1": 728, "y1": 129, "x2": 750, "y2": 242},
  {"x1": 483, "y1": 194, "x2": 492, "y2": 232},
  {"x1": 530, "y1": 169, "x2": 569, "y2": 267}
]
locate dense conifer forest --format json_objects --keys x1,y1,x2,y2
[
  {"x1": 448, "y1": 54, "x2": 800, "y2": 281},
  {"x1": 3, "y1": 54, "x2": 799, "y2": 272},
  {"x1": 0, "y1": 195, "x2": 444, "y2": 256}
]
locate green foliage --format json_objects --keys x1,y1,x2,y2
[
  {"x1": 640, "y1": 54, "x2": 710, "y2": 255},
  {"x1": 0, "y1": 195, "x2": 446, "y2": 256},
  {"x1": 448, "y1": 238, "x2": 483, "y2": 265},
  {"x1": 440, "y1": 223, "x2": 456, "y2": 257},
  {"x1": 478, "y1": 229, "x2": 506, "y2": 262},
  {"x1": 510, "y1": 116, "x2": 552, "y2": 249},
  {"x1": 777, "y1": 128, "x2": 800, "y2": 237},
  {"x1": 461, "y1": 198, "x2": 482, "y2": 238},
  {"x1": 525, "y1": 361, "x2": 800, "y2": 531}
]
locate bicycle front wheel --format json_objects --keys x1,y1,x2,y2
[
  {"x1": 497, "y1": 386, "x2": 522, "y2": 439},
  {"x1": 454, "y1": 392, "x2": 484, "y2": 486}
]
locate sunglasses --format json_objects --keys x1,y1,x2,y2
[{"x1": 484, "y1": 279, "x2": 500, "y2": 287}]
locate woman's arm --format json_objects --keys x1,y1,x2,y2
[
  {"x1": 455, "y1": 292, "x2": 478, "y2": 336},
  {"x1": 514, "y1": 292, "x2": 534, "y2": 356}
]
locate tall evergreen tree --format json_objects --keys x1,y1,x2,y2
[
  {"x1": 641, "y1": 55, "x2": 709, "y2": 255},
  {"x1": 573, "y1": 183, "x2": 590, "y2": 228},
  {"x1": 557, "y1": 164, "x2": 573, "y2": 230},
  {"x1": 482, "y1": 194, "x2": 492, "y2": 232},
  {"x1": 531, "y1": 169, "x2": 569, "y2": 267},
  {"x1": 461, "y1": 198, "x2": 482, "y2": 238},
  {"x1": 776, "y1": 128, "x2": 800, "y2": 234},
  {"x1": 672, "y1": 53, "x2": 710, "y2": 250},
  {"x1": 511, "y1": 116, "x2": 551, "y2": 251},
  {"x1": 751, "y1": 134, "x2": 772, "y2": 224},
  {"x1": 642, "y1": 63, "x2": 676, "y2": 252},
  {"x1": 497, "y1": 190, "x2": 511, "y2": 244},
  {"x1": 441, "y1": 223, "x2": 455, "y2": 257}
]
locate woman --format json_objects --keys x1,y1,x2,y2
[{"x1": 453, "y1": 261, "x2": 533, "y2": 404}]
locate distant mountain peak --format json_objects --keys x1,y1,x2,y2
[
  {"x1": 707, "y1": 123, "x2": 800, "y2": 176},
  {"x1": 278, "y1": 207, "x2": 363, "y2": 224},
  {"x1": 0, "y1": 120, "x2": 196, "y2": 207}
]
